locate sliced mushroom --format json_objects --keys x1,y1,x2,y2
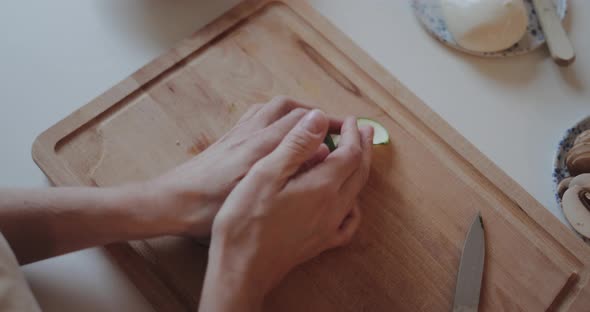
[
  {"x1": 574, "y1": 129, "x2": 590, "y2": 146},
  {"x1": 562, "y1": 185, "x2": 590, "y2": 239},
  {"x1": 558, "y1": 177, "x2": 573, "y2": 199},
  {"x1": 566, "y1": 143, "x2": 590, "y2": 176},
  {"x1": 570, "y1": 173, "x2": 590, "y2": 188}
]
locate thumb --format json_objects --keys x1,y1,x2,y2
[{"x1": 265, "y1": 109, "x2": 329, "y2": 180}]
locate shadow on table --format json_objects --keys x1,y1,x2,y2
[
  {"x1": 94, "y1": 0, "x2": 241, "y2": 50},
  {"x1": 557, "y1": 3, "x2": 585, "y2": 93},
  {"x1": 465, "y1": 53, "x2": 545, "y2": 87},
  {"x1": 558, "y1": 66, "x2": 585, "y2": 93},
  {"x1": 463, "y1": 50, "x2": 585, "y2": 93}
]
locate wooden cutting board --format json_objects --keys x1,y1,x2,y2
[{"x1": 32, "y1": 0, "x2": 590, "y2": 310}]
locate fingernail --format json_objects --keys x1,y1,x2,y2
[{"x1": 302, "y1": 109, "x2": 325, "y2": 134}]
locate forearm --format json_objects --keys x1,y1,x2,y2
[{"x1": 0, "y1": 185, "x2": 179, "y2": 265}]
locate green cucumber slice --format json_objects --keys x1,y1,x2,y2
[
  {"x1": 357, "y1": 118, "x2": 389, "y2": 145},
  {"x1": 330, "y1": 134, "x2": 341, "y2": 147},
  {"x1": 323, "y1": 118, "x2": 389, "y2": 151},
  {"x1": 323, "y1": 135, "x2": 337, "y2": 152}
]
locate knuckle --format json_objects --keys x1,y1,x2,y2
[
  {"x1": 265, "y1": 108, "x2": 308, "y2": 133},
  {"x1": 284, "y1": 131, "x2": 313, "y2": 155},
  {"x1": 271, "y1": 95, "x2": 294, "y2": 109},
  {"x1": 290, "y1": 107, "x2": 308, "y2": 118},
  {"x1": 252, "y1": 162, "x2": 276, "y2": 181}
]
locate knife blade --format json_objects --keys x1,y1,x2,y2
[{"x1": 452, "y1": 212, "x2": 485, "y2": 312}]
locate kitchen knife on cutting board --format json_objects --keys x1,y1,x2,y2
[{"x1": 452, "y1": 212, "x2": 485, "y2": 312}]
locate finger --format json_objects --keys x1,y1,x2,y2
[
  {"x1": 241, "y1": 108, "x2": 309, "y2": 156},
  {"x1": 336, "y1": 117, "x2": 361, "y2": 150},
  {"x1": 339, "y1": 125, "x2": 374, "y2": 197},
  {"x1": 253, "y1": 96, "x2": 309, "y2": 128},
  {"x1": 254, "y1": 96, "x2": 342, "y2": 132},
  {"x1": 263, "y1": 107, "x2": 309, "y2": 137},
  {"x1": 332, "y1": 203, "x2": 362, "y2": 247},
  {"x1": 328, "y1": 118, "x2": 344, "y2": 134},
  {"x1": 228, "y1": 107, "x2": 317, "y2": 182},
  {"x1": 257, "y1": 109, "x2": 329, "y2": 182},
  {"x1": 303, "y1": 117, "x2": 363, "y2": 185},
  {"x1": 298, "y1": 144, "x2": 330, "y2": 174}
]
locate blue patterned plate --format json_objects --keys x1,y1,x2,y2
[
  {"x1": 412, "y1": 0, "x2": 568, "y2": 57},
  {"x1": 553, "y1": 116, "x2": 590, "y2": 202},
  {"x1": 553, "y1": 116, "x2": 590, "y2": 243}
]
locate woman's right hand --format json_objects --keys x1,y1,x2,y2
[{"x1": 199, "y1": 110, "x2": 374, "y2": 312}]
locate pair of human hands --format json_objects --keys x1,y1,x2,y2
[{"x1": 145, "y1": 96, "x2": 373, "y2": 308}]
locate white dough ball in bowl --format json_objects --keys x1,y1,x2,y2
[{"x1": 441, "y1": 0, "x2": 529, "y2": 53}]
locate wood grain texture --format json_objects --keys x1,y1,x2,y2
[{"x1": 32, "y1": 1, "x2": 590, "y2": 310}]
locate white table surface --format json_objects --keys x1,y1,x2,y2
[{"x1": 1, "y1": 0, "x2": 589, "y2": 311}]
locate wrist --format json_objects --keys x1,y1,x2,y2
[
  {"x1": 135, "y1": 179, "x2": 219, "y2": 238},
  {"x1": 110, "y1": 183, "x2": 183, "y2": 239},
  {"x1": 201, "y1": 240, "x2": 268, "y2": 311}
]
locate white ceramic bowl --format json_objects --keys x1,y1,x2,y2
[{"x1": 411, "y1": 0, "x2": 568, "y2": 57}]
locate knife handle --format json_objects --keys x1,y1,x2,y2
[{"x1": 532, "y1": 0, "x2": 575, "y2": 66}]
